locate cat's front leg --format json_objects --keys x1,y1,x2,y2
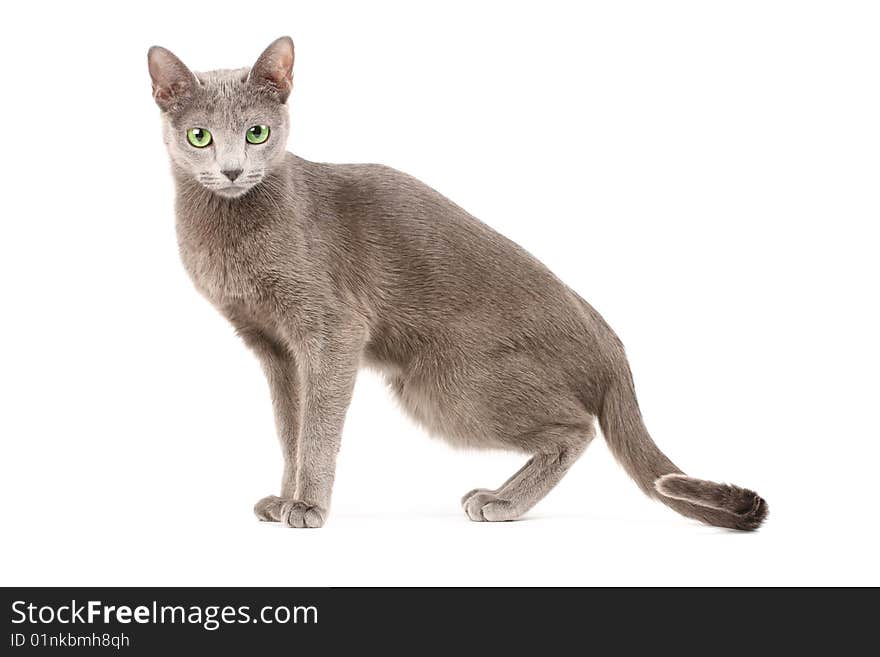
[
  {"x1": 224, "y1": 308, "x2": 302, "y2": 519},
  {"x1": 249, "y1": 333, "x2": 300, "y2": 520},
  {"x1": 268, "y1": 328, "x2": 362, "y2": 528}
]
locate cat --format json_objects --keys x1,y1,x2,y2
[{"x1": 148, "y1": 36, "x2": 768, "y2": 530}]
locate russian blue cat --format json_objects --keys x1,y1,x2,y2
[{"x1": 148, "y1": 37, "x2": 767, "y2": 529}]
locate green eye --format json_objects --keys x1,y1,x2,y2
[
  {"x1": 186, "y1": 128, "x2": 212, "y2": 148},
  {"x1": 246, "y1": 125, "x2": 270, "y2": 145}
]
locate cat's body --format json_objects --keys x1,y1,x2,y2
[
  {"x1": 152, "y1": 37, "x2": 768, "y2": 530},
  {"x1": 177, "y1": 155, "x2": 610, "y2": 453}
]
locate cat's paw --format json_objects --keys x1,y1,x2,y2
[
  {"x1": 461, "y1": 488, "x2": 493, "y2": 510},
  {"x1": 254, "y1": 495, "x2": 284, "y2": 522},
  {"x1": 462, "y1": 490, "x2": 518, "y2": 522},
  {"x1": 280, "y1": 501, "x2": 326, "y2": 528},
  {"x1": 253, "y1": 496, "x2": 326, "y2": 528}
]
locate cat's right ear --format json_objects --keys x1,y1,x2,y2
[{"x1": 148, "y1": 46, "x2": 198, "y2": 112}]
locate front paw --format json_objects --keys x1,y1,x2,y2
[
  {"x1": 253, "y1": 495, "x2": 326, "y2": 528},
  {"x1": 254, "y1": 495, "x2": 284, "y2": 522}
]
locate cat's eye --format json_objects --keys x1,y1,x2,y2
[
  {"x1": 186, "y1": 128, "x2": 213, "y2": 148},
  {"x1": 246, "y1": 125, "x2": 270, "y2": 145}
]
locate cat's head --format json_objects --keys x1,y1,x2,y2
[{"x1": 148, "y1": 37, "x2": 294, "y2": 198}]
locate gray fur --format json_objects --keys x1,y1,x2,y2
[{"x1": 148, "y1": 37, "x2": 768, "y2": 530}]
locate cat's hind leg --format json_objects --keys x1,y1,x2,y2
[{"x1": 462, "y1": 422, "x2": 594, "y2": 522}]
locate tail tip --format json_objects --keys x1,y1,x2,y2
[{"x1": 655, "y1": 473, "x2": 769, "y2": 531}]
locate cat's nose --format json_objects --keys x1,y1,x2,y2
[{"x1": 221, "y1": 168, "x2": 243, "y2": 182}]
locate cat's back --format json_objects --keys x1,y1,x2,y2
[
  {"x1": 293, "y1": 156, "x2": 594, "y2": 339},
  {"x1": 296, "y1": 156, "x2": 548, "y2": 277}
]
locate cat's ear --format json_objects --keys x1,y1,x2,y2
[
  {"x1": 148, "y1": 46, "x2": 198, "y2": 112},
  {"x1": 248, "y1": 36, "x2": 295, "y2": 103}
]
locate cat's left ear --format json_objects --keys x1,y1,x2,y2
[
  {"x1": 249, "y1": 36, "x2": 295, "y2": 103},
  {"x1": 148, "y1": 46, "x2": 198, "y2": 112}
]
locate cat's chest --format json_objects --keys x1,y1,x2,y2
[{"x1": 176, "y1": 229, "x2": 269, "y2": 306}]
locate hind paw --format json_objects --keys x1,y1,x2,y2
[
  {"x1": 461, "y1": 488, "x2": 494, "y2": 509},
  {"x1": 462, "y1": 490, "x2": 520, "y2": 522}
]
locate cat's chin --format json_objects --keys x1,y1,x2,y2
[{"x1": 212, "y1": 185, "x2": 252, "y2": 199}]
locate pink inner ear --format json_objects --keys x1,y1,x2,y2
[
  {"x1": 274, "y1": 56, "x2": 293, "y2": 86},
  {"x1": 153, "y1": 80, "x2": 188, "y2": 102}
]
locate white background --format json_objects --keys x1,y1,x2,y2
[{"x1": 1, "y1": 1, "x2": 878, "y2": 586}]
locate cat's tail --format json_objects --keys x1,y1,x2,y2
[{"x1": 598, "y1": 370, "x2": 768, "y2": 531}]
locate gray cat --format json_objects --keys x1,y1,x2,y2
[{"x1": 148, "y1": 36, "x2": 768, "y2": 530}]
